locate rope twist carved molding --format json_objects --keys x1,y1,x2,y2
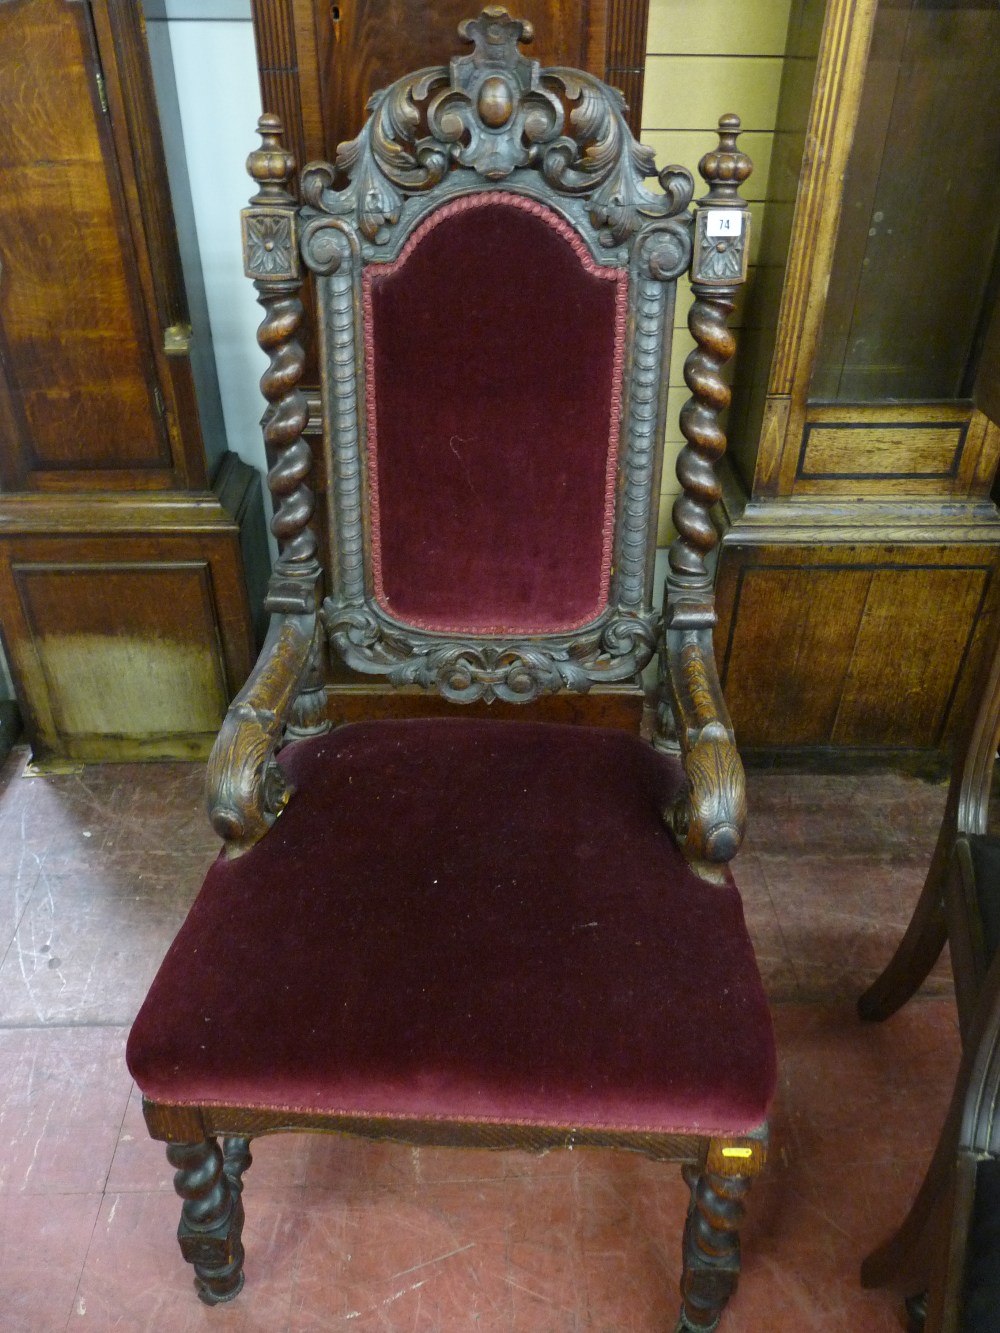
[
  {"x1": 677, "y1": 1160, "x2": 752, "y2": 1330},
  {"x1": 616, "y1": 223, "x2": 694, "y2": 610},
  {"x1": 300, "y1": 220, "x2": 368, "y2": 607},
  {"x1": 258, "y1": 292, "x2": 313, "y2": 568},
  {"x1": 166, "y1": 1138, "x2": 246, "y2": 1302},
  {"x1": 668, "y1": 112, "x2": 751, "y2": 593}
]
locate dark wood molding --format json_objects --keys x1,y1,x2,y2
[
  {"x1": 603, "y1": 0, "x2": 649, "y2": 132},
  {"x1": 249, "y1": 0, "x2": 309, "y2": 186}
]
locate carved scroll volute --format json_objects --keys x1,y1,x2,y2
[
  {"x1": 660, "y1": 628, "x2": 747, "y2": 871},
  {"x1": 242, "y1": 114, "x2": 320, "y2": 614},
  {"x1": 668, "y1": 115, "x2": 752, "y2": 625},
  {"x1": 206, "y1": 613, "x2": 317, "y2": 858}
]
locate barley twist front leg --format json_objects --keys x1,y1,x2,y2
[{"x1": 167, "y1": 1138, "x2": 247, "y2": 1305}]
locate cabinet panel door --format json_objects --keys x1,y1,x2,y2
[
  {"x1": 12, "y1": 560, "x2": 228, "y2": 746},
  {"x1": 717, "y1": 545, "x2": 999, "y2": 751},
  {"x1": 0, "y1": 0, "x2": 170, "y2": 490}
]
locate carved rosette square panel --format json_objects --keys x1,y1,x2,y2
[
  {"x1": 241, "y1": 208, "x2": 300, "y2": 281},
  {"x1": 692, "y1": 208, "x2": 749, "y2": 286}
]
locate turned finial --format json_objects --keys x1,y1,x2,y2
[
  {"x1": 689, "y1": 115, "x2": 752, "y2": 288},
  {"x1": 698, "y1": 114, "x2": 753, "y2": 204},
  {"x1": 246, "y1": 113, "x2": 296, "y2": 205}
]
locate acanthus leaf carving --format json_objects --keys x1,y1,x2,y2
[
  {"x1": 334, "y1": 77, "x2": 450, "y2": 241},
  {"x1": 324, "y1": 602, "x2": 656, "y2": 705},
  {"x1": 658, "y1": 165, "x2": 696, "y2": 218},
  {"x1": 537, "y1": 73, "x2": 659, "y2": 246}
]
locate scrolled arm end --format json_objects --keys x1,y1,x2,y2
[
  {"x1": 206, "y1": 614, "x2": 318, "y2": 858},
  {"x1": 667, "y1": 723, "x2": 746, "y2": 866},
  {"x1": 661, "y1": 628, "x2": 747, "y2": 872}
]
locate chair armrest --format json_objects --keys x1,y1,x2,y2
[
  {"x1": 661, "y1": 627, "x2": 746, "y2": 868},
  {"x1": 206, "y1": 612, "x2": 318, "y2": 858}
]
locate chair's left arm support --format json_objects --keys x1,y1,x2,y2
[
  {"x1": 207, "y1": 612, "x2": 319, "y2": 857},
  {"x1": 657, "y1": 116, "x2": 751, "y2": 872}
]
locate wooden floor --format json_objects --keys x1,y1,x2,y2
[{"x1": 0, "y1": 744, "x2": 957, "y2": 1330}]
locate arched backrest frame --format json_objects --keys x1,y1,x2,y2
[{"x1": 304, "y1": 9, "x2": 694, "y2": 704}]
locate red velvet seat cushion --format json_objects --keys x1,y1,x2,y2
[{"x1": 127, "y1": 720, "x2": 775, "y2": 1136}]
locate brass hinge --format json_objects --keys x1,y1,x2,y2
[{"x1": 95, "y1": 68, "x2": 109, "y2": 115}]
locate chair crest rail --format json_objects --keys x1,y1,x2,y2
[{"x1": 298, "y1": 5, "x2": 694, "y2": 250}]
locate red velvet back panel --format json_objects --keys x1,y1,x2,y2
[{"x1": 363, "y1": 195, "x2": 627, "y2": 635}]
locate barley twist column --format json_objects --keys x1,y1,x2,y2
[
  {"x1": 242, "y1": 113, "x2": 320, "y2": 614},
  {"x1": 668, "y1": 115, "x2": 752, "y2": 624}
]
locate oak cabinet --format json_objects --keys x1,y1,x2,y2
[
  {"x1": 717, "y1": 0, "x2": 1000, "y2": 754},
  {"x1": 0, "y1": 0, "x2": 268, "y2": 763}
]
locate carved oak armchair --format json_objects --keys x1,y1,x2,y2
[{"x1": 126, "y1": 11, "x2": 774, "y2": 1330}]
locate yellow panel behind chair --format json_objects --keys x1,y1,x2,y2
[{"x1": 647, "y1": 0, "x2": 793, "y2": 56}]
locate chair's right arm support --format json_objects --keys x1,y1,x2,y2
[
  {"x1": 662, "y1": 627, "x2": 746, "y2": 865},
  {"x1": 658, "y1": 116, "x2": 752, "y2": 872},
  {"x1": 206, "y1": 116, "x2": 327, "y2": 858}
]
